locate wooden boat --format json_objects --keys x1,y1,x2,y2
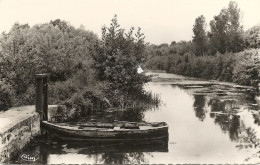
[{"x1": 41, "y1": 120, "x2": 168, "y2": 141}]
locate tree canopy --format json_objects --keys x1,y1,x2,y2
[
  {"x1": 192, "y1": 15, "x2": 208, "y2": 56},
  {"x1": 0, "y1": 20, "x2": 98, "y2": 109},
  {"x1": 92, "y1": 15, "x2": 149, "y2": 96},
  {"x1": 209, "y1": 1, "x2": 243, "y2": 54}
]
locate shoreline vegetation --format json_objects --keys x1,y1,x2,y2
[
  {"x1": 145, "y1": 1, "x2": 259, "y2": 89},
  {"x1": 1, "y1": 1, "x2": 259, "y2": 120},
  {"x1": 147, "y1": 70, "x2": 252, "y2": 87},
  {"x1": 0, "y1": 16, "x2": 159, "y2": 120}
]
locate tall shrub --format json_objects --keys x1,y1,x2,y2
[
  {"x1": 92, "y1": 15, "x2": 150, "y2": 107},
  {"x1": 232, "y1": 49, "x2": 260, "y2": 86},
  {"x1": 0, "y1": 79, "x2": 14, "y2": 111}
]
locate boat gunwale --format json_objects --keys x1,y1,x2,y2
[{"x1": 42, "y1": 121, "x2": 169, "y2": 132}]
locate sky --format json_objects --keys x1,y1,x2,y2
[{"x1": 0, "y1": 0, "x2": 260, "y2": 45}]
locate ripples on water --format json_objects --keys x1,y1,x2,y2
[{"x1": 10, "y1": 73, "x2": 260, "y2": 164}]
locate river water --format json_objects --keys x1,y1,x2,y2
[{"x1": 10, "y1": 72, "x2": 260, "y2": 164}]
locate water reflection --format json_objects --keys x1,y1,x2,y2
[
  {"x1": 11, "y1": 136, "x2": 168, "y2": 164},
  {"x1": 228, "y1": 115, "x2": 240, "y2": 141},
  {"x1": 191, "y1": 90, "x2": 259, "y2": 144},
  {"x1": 9, "y1": 73, "x2": 260, "y2": 164},
  {"x1": 209, "y1": 99, "x2": 240, "y2": 114},
  {"x1": 193, "y1": 95, "x2": 206, "y2": 121},
  {"x1": 100, "y1": 152, "x2": 146, "y2": 164},
  {"x1": 253, "y1": 112, "x2": 260, "y2": 126},
  {"x1": 189, "y1": 85, "x2": 260, "y2": 162}
]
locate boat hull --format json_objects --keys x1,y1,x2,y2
[{"x1": 42, "y1": 121, "x2": 169, "y2": 141}]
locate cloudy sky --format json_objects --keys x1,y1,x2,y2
[{"x1": 0, "y1": 0, "x2": 260, "y2": 44}]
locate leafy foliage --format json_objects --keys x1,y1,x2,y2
[
  {"x1": 0, "y1": 79, "x2": 14, "y2": 111},
  {"x1": 0, "y1": 20, "x2": 100, "y2": 111},
  {"x1": 243, "y1": 26, "x2": 260, "y2": 49},
  {"x1": 192, "y1": 15, "x2": 208, "y2": 56},
  {"x1": 232, "y1": 49, "x2": 260, "y2": 86},
  {"x1": 146, "y1": 47, "x2": 260, "y2": 86},
  {"x1": 145, "y1": 1, "x2": 260, "y2": 87},
  {"x1": 0, "y1": 17, "x2": 157, "y2": 118},
  {"x1": 209, "y1": 1, "x2": 244, "y2": 54},
  {"x1": 92, "y1": 15, "x2": 150, "y2": 108}
]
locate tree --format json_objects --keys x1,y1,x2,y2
[
  {"x1": 91, "y1": 15, "x2": 149, "y2": 106},
  {"x1": 209, "y1": 8, "x2": 229, "y2": 54},
  {"x1": 226, "y1": 1, "x2": 244, "y2": 52},
  {"x1": 0, "y1": 21, "x2": 98, "y2": 107},
  {"x1": 243, "y1": 26, "x2": 260, "y2": 49},
  {"x1": 232, "y1": 49, "x2": 260, "y2": 86},
  {"x1": 208, "y1": 1, "x2": 243, "y2": 54},
  {"x1": 192, "y1": 15, "x2": 208, "y2": 56}
]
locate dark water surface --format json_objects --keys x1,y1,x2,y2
[{"x1": 10, "y1": 72, "x2": 260, "y2": 164}]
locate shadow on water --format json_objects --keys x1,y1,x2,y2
[{"x1": 10, "y1": 133, "x2": 168, "y2": 164}]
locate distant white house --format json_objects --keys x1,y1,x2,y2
[{"x1": 137, "y1": 66, "x2": 143, "y2": 74}]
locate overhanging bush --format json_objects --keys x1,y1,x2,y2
[{"x1": 0, "y1": 79, "x2": 14, "y2": 111}]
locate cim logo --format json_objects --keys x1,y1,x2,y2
[{"x1": 21, "y1": 154, "x2": 38, "y2": 162}]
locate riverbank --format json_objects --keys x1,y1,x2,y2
[
  {"x1": 0, "y1": 105, "x2": 57, "y2": 163},
  {"x1": 9, "y1": 71, "x2": 260, "y2": 164},
  {"x1": 145, "y1": 48, "x2": 260, "y2": 87},
  {"x1": 147, "y1": 70, "x2": 255, "y2": 90},
  {"x1": 146, "y1": 70, "x2": 259, "y2": 109}
]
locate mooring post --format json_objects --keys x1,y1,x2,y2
[{"x1": 35, "y1": 73, "x2": 49, "y2": 121}]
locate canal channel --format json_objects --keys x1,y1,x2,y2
[{"x1": 10, "y1": 71, "x2": 260, "y2": 164}]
